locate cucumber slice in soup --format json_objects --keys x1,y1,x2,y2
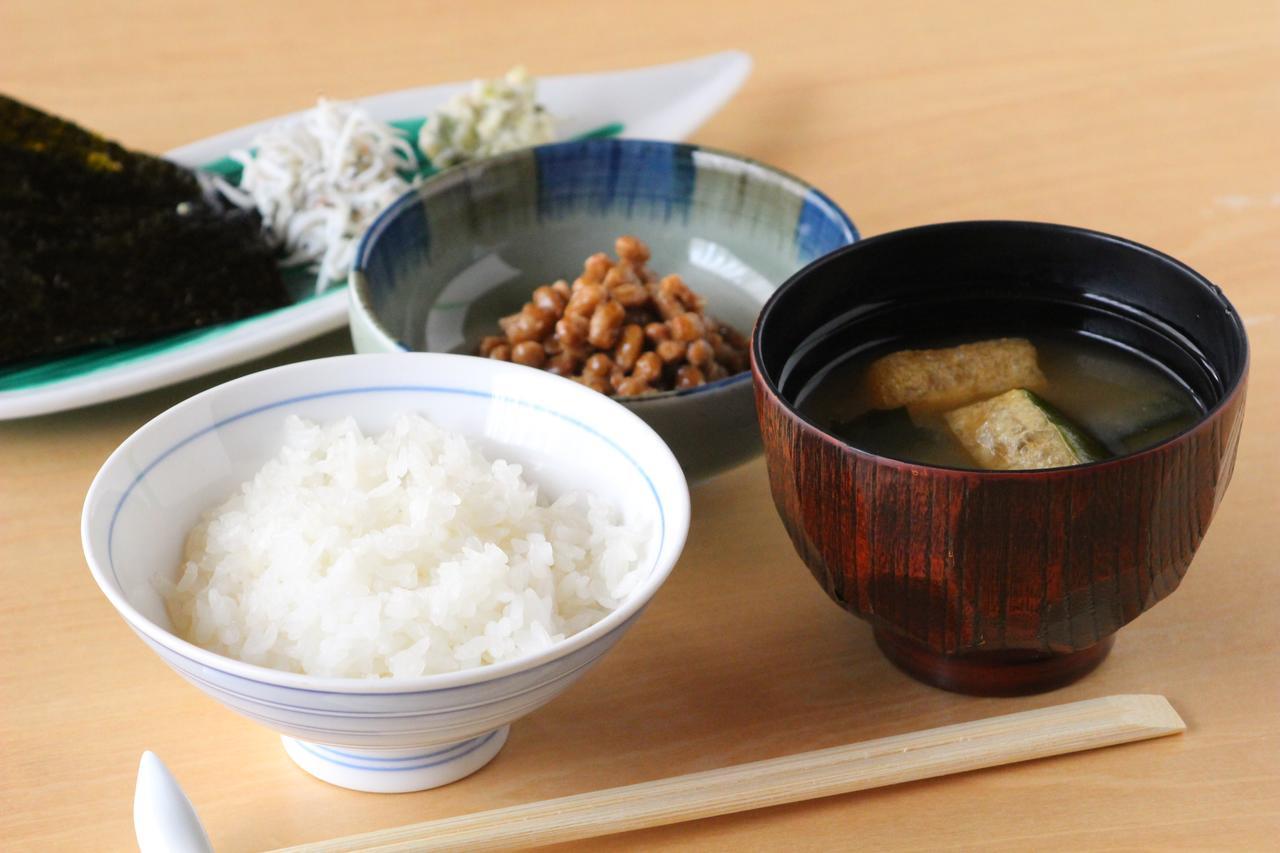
[
  {"x1": 944, "y1": 389, "x2": 1111, "y2": 470},
  {"x1": 1022, "y1": 391, "x2": 1110, "y2": 463}
]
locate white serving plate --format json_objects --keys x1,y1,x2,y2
[{"x1": 0, "y1": 51, "x2": 751, "y2": 420}]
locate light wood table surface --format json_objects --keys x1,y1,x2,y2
[{"x1": 3, "y1": 1, "x2": 1278, "y2": 849}]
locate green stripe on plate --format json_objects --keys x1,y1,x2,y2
[
  {"x1": 0, "y1": 307, "x2": 290, "y2": 391},
  {"x1": 0, "y1": 120, "x2": 624, "y2": 394}
]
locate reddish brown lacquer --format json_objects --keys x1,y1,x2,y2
[
  {"x1": 751, "y1": 221, "x2": 1250, "y2": 695},
  {"x1": 753, "y1": 367, "x2": 1246, "y2": 695}
]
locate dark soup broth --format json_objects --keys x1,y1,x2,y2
[{"x1": 794, "y1": 333, "x2": 1204, "y2": 470}]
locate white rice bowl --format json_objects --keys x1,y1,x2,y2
[{"x1": 161, "y1": 413, "x2": 649, "y2": 678}]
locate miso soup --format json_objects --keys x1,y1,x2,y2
[{"x1": 794, "y1": 333, "x2": 1203, "y2": 470}]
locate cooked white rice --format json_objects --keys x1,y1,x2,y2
[{"x1": 161, "y1": 413, "x2": 649, "y2": 678}]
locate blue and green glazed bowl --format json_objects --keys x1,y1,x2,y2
[{"x1": 349, "y1": 138, "x2": 857, "y2": 481}]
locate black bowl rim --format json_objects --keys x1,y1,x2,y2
[
  {"x1": 349, "y1": 136, "x2": 860, "y2": 404},
  {"x1": 751, "y1": 219, "x2": 1251, "y2": 476}
]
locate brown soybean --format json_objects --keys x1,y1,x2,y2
[
  {"x1": 687, "y1": 338, "x2": 714, "y2": 367},
  {"x1": 668, "y1": 312, "x2": 705, "y2": 342},
  {"x1": 511, "y1": 341, "x2": 546, "y2": 368},
  {"x1": 556, "y1": 313, "x2": 589, "y2": 346},
  {"x1": 615, "y1": 324, "x2": 645, "y2": 371},
  {"x1": 615, "y1": 235, "x2": 650, "y2": 264},
  {"x1": 634, "y1": 351, "x2": 663, "y2": 383},
  {"x1": 547, "y1": 351, "x2": 578, "y2": 376},
  {"x1": 588, "y1": 299, "x2": 626, "y2": 349},
  {"x1": 577, "y1": 374, "x2": 611, "y2": 394},
  {"x1": 616, "y1": 377, "x2": 652, "y2": 397},
  {"x1": 497, "y1": 304, "x2": 552, "y2": 344},
  {"x1": 583, "y1": 252, "x2": 612, "y2": 283},
  {"x1": 475, "y1": 235, "x2": 749, "y2": 397},
  {"x1": 656, "y1": 338, "x2": 687, "y2": 364},
  {"x1": 532, "y1": 285, "x2": 567, "y2": 315},
  {"x1": 660, "y1": 274, "x2": 703, "y2": 311},
  {"x1": 653, "y1": 291, "x2": 685, "y2": 320},
  {"x1": 603, "y1": 265, "x2": 638, "y2": 288},
  {"x1": 676, "y1": 364, "x2": 706, "y2": 389},
  {"x1": 566, "y1": 284, "x2": 605, "y2": 318},
  {"x1": 612, "y1": 282, "x2": 650, "y2": 308},
  {"x1": 584, "y1": 352, "x2": 614, "y2": 377},
  {"x1": 644, "y1": 322, "x2": 671, "y2": 344}
]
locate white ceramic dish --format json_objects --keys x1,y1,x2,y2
[
  {"x1": 0, "y1": 51, "x2": 752, "y2": 421},
  {"x1": 82, "y1": 353, "x2": 690, "y2": 793}
]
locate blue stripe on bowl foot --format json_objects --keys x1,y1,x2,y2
[{"x1": 282, "y1": 726, "x2": 510, "y2": 793}]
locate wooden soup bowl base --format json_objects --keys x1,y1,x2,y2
[{"x1": 874, "y1": 630, "x2": 1115, "y2": 696}]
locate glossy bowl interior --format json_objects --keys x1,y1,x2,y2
[
  {"x1": 761, "y1": 222, "x2": 1245, "y2": 422},
  {"x1": 82, "y1": 353, "x2": 690, "y2": 792},
  {"x1": 348, "y1": 137, "x2": 857, "y2": 481},
  {"x1": 752, "y1": 221, "x2": 1248, "y2": 695}
]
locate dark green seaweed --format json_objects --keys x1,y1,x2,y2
[{"x1": 0, "y1": 94, "x2": 288, "y2": 366}]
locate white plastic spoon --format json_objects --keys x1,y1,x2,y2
[{"x1": 134, "y1": 751, "x2": 214, "y2": 853}]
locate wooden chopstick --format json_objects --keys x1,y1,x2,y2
[{"x1": 273, "y1": 694, "x2": 1185, "y2": 852}]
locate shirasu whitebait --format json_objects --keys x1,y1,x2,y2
[{"x1": 214, "y1": 99, "x2": 419, "y2": 293}]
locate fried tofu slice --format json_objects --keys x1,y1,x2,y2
[
  {"x1": 944, "y1": 389, "x2": 1105, "y2": 470},
  {"x1": 864, "y1": 338, "x2": 1046, "y2": 414}
]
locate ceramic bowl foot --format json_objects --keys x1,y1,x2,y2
[
  {"x1": 874, "y1": 630, "x2": 1114, "y2": 696},
  {"x1": 282, "y1": 726, "x2": 509, "y2": 793}
]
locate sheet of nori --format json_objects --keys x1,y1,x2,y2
[
  {"x1": 0, "y1": 95, "x2": 290, "y2": 366},
  {"x1": 0, "y1": 95, "x2": 198, "y2": 205}
]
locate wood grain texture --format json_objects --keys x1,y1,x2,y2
[
  {"x1": 2, "y1": 1, "x2": 1279, "y2": 850},
  {"x1": 272, "y1": 695, "x2": 1185, "y2": 852},
  {"x1": 754, "y1": 374, "x2": 1244, "y2": 658},
  {"x1": 751, "y1": 220, "x2": 1250, "y2": 693}
]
